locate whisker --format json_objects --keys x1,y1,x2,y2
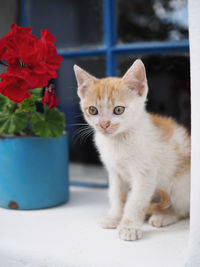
[
  {"x1": 68, "y1": 123, "x2": 88, "y2": 127},
  {"x1": 79, "y1": 129, "x2": 94, "y2": 144},
  {"x1": 72, "y1": 125, "x2": 89, "y2": 137},
  {"x1": 72, "y1": 125, "x2": 94, "y2": 144},
  {"x1": 74, "y1": 114, "x2": 84, "y2": 118}
]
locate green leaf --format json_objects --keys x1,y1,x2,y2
[
  {"x1": 18, "y1": 89, "x2": 42, "y2": 112},
  {"x1": 29, "y1": 88, "x2": 42, "y2": 97},
  {"x1": 0, "y1": 111, "x2": 30, "y2": 135},
  {"x1": 32, "y1": 107, "x2": 66, "y2": 138},
  {"x1": 19, "y1": 97, "x2": 37, "y2": 112},
  {"x1": 0, "y1": 94, "x2": 12, "y2": 112}
]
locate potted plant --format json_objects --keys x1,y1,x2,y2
[{"x1": 0, "y1": 24, "x2": 69, "y2": 210}]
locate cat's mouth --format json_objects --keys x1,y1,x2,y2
[
  {"x1": 100, "y1": 128, "x2": 112, "y2": 135},
  {"x1": 95, "y1": 123, "x2": 120, "y2": 136}
]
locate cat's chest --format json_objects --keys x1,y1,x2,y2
[{"x1": 95, "y1": 133, "x2": 134, "y2": 167}]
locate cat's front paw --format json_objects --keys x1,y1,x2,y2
[
  {"x1": 101, "y1": 216, "x2": 120, "y2": 229},
  {"x1": 118, "y1": 223, "x2": 142, "y2": 241}
]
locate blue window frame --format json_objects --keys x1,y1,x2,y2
[
  {"x1": 20, "y1": 0, "x2": 189, "y2": 188},
  {"x1": 20, "y1": 0, "x2": 189, "y2": 78}
]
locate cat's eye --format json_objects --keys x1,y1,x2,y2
[
  {"x1": 88, "y1": 106, "x2": 98, "y2": 115},
  {"x1": 113, "y1": 106, "x2": 125, "y2": 115}
]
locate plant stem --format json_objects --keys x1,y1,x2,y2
[{"x1": 11, "y1": 103, "x2": 18, "y2": 113}]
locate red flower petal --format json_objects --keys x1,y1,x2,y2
[
  {"x1": 41, "y1": 29, "x2": 56, "y2": 42},
  {"x1": 41, "y1": 86, "x2": 58, "y2": 109},
  {"x1": 10, "y1": 24, "x2": 32, "y2": 36},
  {"x1": 0, "y1": 73, "x2": 30, "y2": 102},
  {"x1": 0, "y1": 24, "x2": 62, "y2": 102}
]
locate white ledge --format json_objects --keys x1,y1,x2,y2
[{"x1": 0, "y1": 186, "x2": 189, "y2": 267}]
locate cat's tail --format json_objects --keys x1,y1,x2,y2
[{"x1": 146, "y1": 190, "x2": 171, "y2": 215}]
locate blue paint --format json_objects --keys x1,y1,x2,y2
[
  {"x1": 0, "y1": 135, "x2": 69, "y2": 210},
  {"x1": 70, "y1": 181, "x2": 108, "y2": 189},
  {"x1": 103, "y1": 0, "x2": 117, "y2": 47},
  {"x1": 112, "y1": 40, "x2": 189, "y2": 55},
  {"x1": 105, "y1": 50, "x2": 116, "y2": 76},
  {"x1": 59, "y1": 46, "x2": 106, "y2": 58},
  {"x1": 20, "y1": 0, "x2": 28, "y2": 27},
  {"x1": 58, "y1": 40, "x2": 189, "y2": 59},
  {"x1": 103, "y1": 0, "x2": 117, "y2": 76}
]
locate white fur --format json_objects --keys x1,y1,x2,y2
[
  {"x1": 95, "y1": 109, "x2": 190, "y2": 241},
  {"x1": 74, "y1": 60, "x2": 190, "y2": 241}
]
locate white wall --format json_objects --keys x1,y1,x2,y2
[{"x1": 187, "y1": 1, "x2": 200, "y2": 266}]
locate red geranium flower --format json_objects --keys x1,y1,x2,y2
[
  {"x1": 42, "y1": 84, "x2": 58, "y2": 109},
  {"x1": 37, "y1": 29, "x2": 63, "y2": 79},
  {"x1": 0, "y1": 24, "x2": 63, "y2": 102},
  {"x1": 0, "y1": 47, "x2": 6, "y2": 61},
  {"x1": 2, "y1": 24, "x2": 34, "y2": 63},
  {"x1": 0, "y1": 73, "x2": 30, "y2": 103}
]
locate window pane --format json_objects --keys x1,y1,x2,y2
[
  {"x1": 0, "y1": 0, "x2": 19, "y2": 37},
  {"x1": 57, "y1": 57, "x2": 106, "y2": 163},
  {"x1": 27, "y1": 0, "x2": 103, "y2": 49},
  {"x1": 117, "y1": 54, "x2": 190, "y2": 130},
  {"x1": 117, "y1": 0, "x2": 188, "y2": 43},
  {"x1": 0, "y1": 0, "x2": 20, "y2": 75}
]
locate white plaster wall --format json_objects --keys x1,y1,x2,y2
[{"x1": 187, "y1": 1, "x2": 200, "y2": 266}]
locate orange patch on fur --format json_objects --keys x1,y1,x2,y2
[
  {"x1": 84, "y1": 77, "x2": 128, "y2": 105},
  {"x1": 82, "y1": 77, "x2": 133, "y2": 119},
  {"x1": 146, "y1": 189, "x2": 171, "y2": 215},
  {"x1": 83, "y1": 106, "x2": 90, "y2": 118},
  {"x1": 151, "y1": 114, "x2": 175, "y2": 140},
  {"x1": 110, "y1": 123, "x2": 120, "y2": 131},
  {"x1": 93, "y1": 78, "x2": 123, "y2": 99},
  {"x1": 175, "y1": 155, "x2": 191, "y2": 178}
]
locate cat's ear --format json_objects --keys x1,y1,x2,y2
[
  {"x1": 74, "y1": 65, "x2": 97, "y2": 98},
  {"x1": 122, "y1": 59, "x2": 148, "y2": 97}
]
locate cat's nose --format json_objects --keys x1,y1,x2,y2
[{"x1": 99, "y1": 121, "x2": 110, "y2": 130}]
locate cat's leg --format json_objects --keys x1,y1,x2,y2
[
  {"x1": 149, "y1": 212, "x2": 179, "y2": 227},
  {"x1": 101, "y1": 171, "x2": 129, "y2": 229},
  {"x1": 118, "y1": 174, "x2": 156, "y2": 241},
  {"x1": 170, "y1": 171, "x2": 190, "y2": 219},
  {"x1": 149, "y1": 171, "x2": 190, "y2": 227}
]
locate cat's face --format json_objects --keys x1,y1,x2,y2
[{"x1": 74, "y1": 59, "x2": 148, "y2": 137}]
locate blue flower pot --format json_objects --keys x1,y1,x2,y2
[{"x1": 0, "y1": 135, "x2": 69, "y2": 210}]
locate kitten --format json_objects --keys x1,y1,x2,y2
[{"x1": 74, "y1": 59, "x2": 190, "y2": 241}]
